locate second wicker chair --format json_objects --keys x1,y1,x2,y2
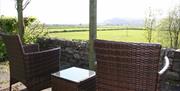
[{"x1": 95, "y1": 39, "x2": 169, "y2": 91}]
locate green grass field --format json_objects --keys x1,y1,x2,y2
[
  {"x1": 49, "y1": 30, "x2": 157, "y2": 43},
  {"x1": 47, "y1": 25, "x2": 171, "y2": 47}
]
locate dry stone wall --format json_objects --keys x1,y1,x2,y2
[
  {"x1": 37, "y1": 38, "x2": 89, "y2": 70},
  {"x1": 160, "y1": 48, "x2": 180, "y2": 91}
]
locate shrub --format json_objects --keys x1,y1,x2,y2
[
  {"x1": 0, "y1": 16, "x2": 48, "y2": 61},
  {"x1": 0, "y1": 16, "x2": 18, "y2": 34},
  {"x1": 24, "y1": 19, "x2": 49, "y2": 44}
]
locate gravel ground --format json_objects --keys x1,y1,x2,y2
[{"x1": 0, "y1": 62, "x2": 9, "y2": 90}]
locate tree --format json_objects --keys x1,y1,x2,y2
[
  {"x1": 144, "y1": 7, "x2": 156, "y2": 43},
  {"x1": 168, "y1": 5, "x2": 180, "y2": 48},
  {"x1": 15, "y1": 0, "x2": 31, "y2": 41},
  {"x1": 158, "y1": 5, "x2": 180, "y2": 48}
]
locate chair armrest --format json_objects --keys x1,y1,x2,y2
[
  {"x1": 158, "y1": 56, "x2": 170, "y2": 75},
  {"x1": 23, "y1": 44, "x2": 39, "y2": 53},
  {"x1": 24, "y1": 47, "x2": 61, "y2": 78}
]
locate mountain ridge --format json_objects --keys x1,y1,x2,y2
[{"x1": 101, "y1": 18, "x2": 144, "y2": 27}]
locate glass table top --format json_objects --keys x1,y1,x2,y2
[{"x1": 52, "y1": 67, "x2": 96, "y2": 83}]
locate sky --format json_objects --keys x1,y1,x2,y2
[{"x1": 0, "y1": 0, "x2": 179, "y2": 24}]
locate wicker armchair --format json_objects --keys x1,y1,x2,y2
[
  {"x1": 94, "y1": 39, "x2": 169, "y2": 91},
  {"x1": 1, "y1": 34, "x2": 61, "y2": 91}
]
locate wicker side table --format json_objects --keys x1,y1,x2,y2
[{"x1": 51, "y1": 67, "x2": 96, "y2": 91}]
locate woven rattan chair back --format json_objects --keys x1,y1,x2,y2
[
  {"x1": 2, "y1": 34, "x2": 24, "y2": 60},
  {"x1": 1, "y1": 34, "x2": 61, "y2": 91},
  {"x1": 2, "y1": 34, "x2": 26, "y2": 80},
  {"x1": 95, "y1": 39, "x2": 161, "y2": 91}
]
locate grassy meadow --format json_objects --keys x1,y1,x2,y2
[
  {"x1": 47, "y1": 25, "x2": 170, "y2": 47},
  {"x1": 49, "y1": 30, "x2": 147, "y2": 42}
]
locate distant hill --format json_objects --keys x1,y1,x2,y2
[{"x1": 101, "y1": 18, "x2": 144, "y2": 27}]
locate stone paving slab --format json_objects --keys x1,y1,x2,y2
[{"x1": 0, "y1": 83, "x2": 51, "y2": 91}]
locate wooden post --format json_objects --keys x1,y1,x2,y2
[{"x1": 88, "y1": 0, "x2": 97, "y2": 70}]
